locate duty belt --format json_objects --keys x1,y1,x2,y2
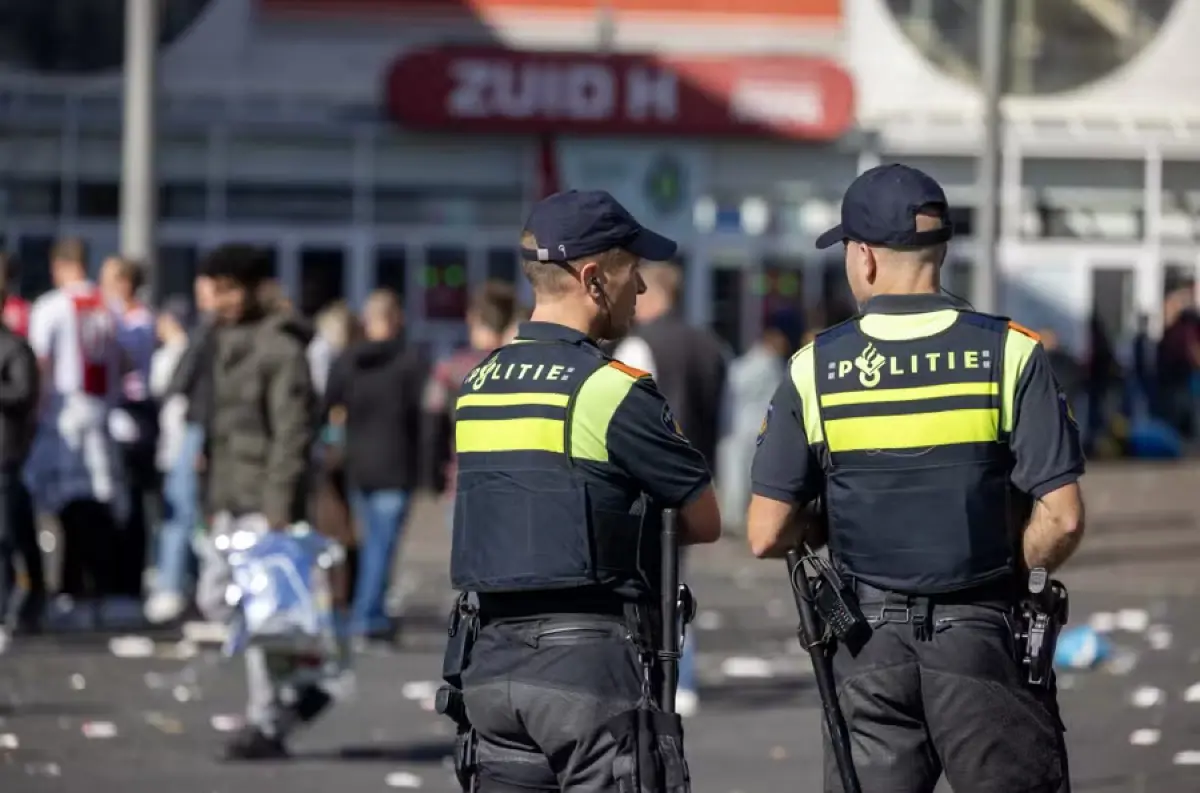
[
  {"x1": 853, "y1": 578, "x2": 1016, "y2": 641},
  {"x1": 478, "y1": 591, "x2": 637, "y2": 624}
]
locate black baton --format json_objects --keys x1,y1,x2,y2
[
  {"x1": 660, "y1": 507, "x2": 680, "y2": 712},
  {"x1": 787, "y1": 548, "x2": 862, "y2": 793}
]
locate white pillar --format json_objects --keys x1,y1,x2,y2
[
  {"x1": 1141, "y1": 145, "x2": 1165, "y2": 336},
  {"x1": 119, "y1": 0, "x2": 159, "y2": 289},
  {"x1": 974, "y1": 0, "x2": 1006, "y2": 315}
]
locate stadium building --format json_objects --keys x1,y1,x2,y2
[{"x1": 1, "y1": 0, "x2": 1198, "y2": 355}]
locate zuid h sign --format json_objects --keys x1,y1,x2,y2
[{"x1": 385, "y1": 47, "x2": 855, "y2": 140}]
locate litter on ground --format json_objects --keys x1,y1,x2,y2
[
  {"x1": 1131, "y1": 686, "x2": 1164, "y2": 708},
  {"x1": 1129, "y1": 729, "x2": 1161, "y2": 746},
  {"x1": 385, "y1": 771, "x2": 424, "y2": 788},
  {"x1": 81, "y1": 721, "x2": 118, "y2": 739}
]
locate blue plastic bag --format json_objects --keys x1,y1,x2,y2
[
  {"x1": 223, "y1": 525, "x2": 345, "y2": 658},
  {"x1": 1054, "y1": 625, "x2": 1113, "y2": 670}
]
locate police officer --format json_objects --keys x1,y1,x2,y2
[
  {"x1": 746, "y1": 164, "x2": 1085, "y2": 793},
  {"x1": 448, "y1": 189, "x2": 722, "y2": 792}
]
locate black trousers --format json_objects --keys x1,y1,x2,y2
[
  {"x1": 113, "y1": 448, "x2": 159, "y2": 599},
  {"x1": 825, "y1": 598, "x2": 1070, "y2": 793},
  {"x1": 113, "y1": 401, "x2": 159, "y2": 599},
  {"x1": 59, "y1": 499, "x2": 117, "y2": 600},
  {"x1": 0, "y1": 466, "x2": 44, "y2": 621},
  {"x1": 461, "y1": 615, "x2": 652, "y2": 793}
]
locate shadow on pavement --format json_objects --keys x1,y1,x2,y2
[{"x1": 295, "y1": 739, "x2": 455, "y2": 763}]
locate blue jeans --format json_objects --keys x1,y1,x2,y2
[
  {"x1": 348, "y1": 489, "x2": 409, "y2": 635},
  {"x1": 154, "y1": 424, "x2": 204, "y2": 596},
  {"x1": 679, "y1": 631, "x2": 698, "y2": 693},
  {"x1": 678, "y1": 547, "x2": 697, "y2": 693}
]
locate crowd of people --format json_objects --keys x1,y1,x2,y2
[
  {"x1": 1039, "y1": 273, "x2": 1200, "y2": 457},
  {"x1": 0, "y1": 240, "x2": 547, "y2": 757},
  {"x1": 0, "y1": 241, "x2": 534, "y2": 645}
]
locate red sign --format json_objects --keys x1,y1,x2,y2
[
  {"x1": 264, "y1": 0, "x2": 841, "y2": 21},
  {"x1": 385, "y1": 48, "x2": 854, "y2": 140}
]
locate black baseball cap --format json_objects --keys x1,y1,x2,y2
[
  {"x1": 815, "y1": 164, "x2": 954, "y2": 250},
  {"x1": 521, "y1": 189, "x2": 678, "y2": 264}
]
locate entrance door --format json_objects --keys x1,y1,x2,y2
[
  {"x1": 294, "y1": 232, "x2": 369, "y2": 318},
  {"x1": 371, "y1": 229, "x2": 516, "y2": 358},
  {"x1": 1090, "y1": 265, "x2": 1136, "y2": 344},
  {"x1": 703, "y1": 246, "x2": 761, "y2": 355},
  {"x1": 298, "y1": 245, "x2": 347, "y2": 317},
  {"x1": 7, "y1": 222, "x2": 59, "y2": 300}
]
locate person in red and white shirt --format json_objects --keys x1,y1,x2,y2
[
  {"x1": 24, "y1": 239, "x2": 123, "y2": 623},
  {"x1": 0, "y1": 254, "x2": 30, "y2": 338}
]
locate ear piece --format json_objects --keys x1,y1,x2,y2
[{"x1": 588, "y1": 277, "x2": 602, "y2": 295}]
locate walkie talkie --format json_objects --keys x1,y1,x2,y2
[{"x1": 800, "y1": 547, "x2": 871, "y2": 650}]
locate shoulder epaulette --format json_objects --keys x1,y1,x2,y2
[
  {"x1": 957, "y1": 311, "x2": 1009, "y2": 334},
  {"x1": 607, "y1": 360, "x2": 651, "y2": 379},
  {"x1": 815, "y1": 315, "x2": 860, "y2": 343},
  {"x1": 1006, "y1": 320, "x2": 1041, "y2": 342}
]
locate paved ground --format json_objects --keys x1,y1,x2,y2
[{"x1": 2, "y1": 467, "x2": 1200, "y2": 793}]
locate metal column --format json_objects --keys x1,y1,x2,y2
[
  {"x1": 1141, "y1": 145, "x2": 1165, "y2": 336},
  {"x1": 119, "y1": 0, "x2": 159, "y2": 293},
  {"x1": 974, "y1": 0, "x2": 1006, "y2": 314}
]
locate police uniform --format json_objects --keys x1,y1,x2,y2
[
  {"x1": 451, "y1": 192, "x2": 711, "y2": 793},
  {"x1": 751, "y1": 165, "x2": 1084, "y2": 793}
]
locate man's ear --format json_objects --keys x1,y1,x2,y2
[
  {"x1": 577, "y1": 259, "x2": 600, "y2": 288},
  {"x1": 861, "y1": 244, "x2": 878, "y2": 285}
]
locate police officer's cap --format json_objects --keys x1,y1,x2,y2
[
  {"x1": 521, "y1": 190, "x2": 678, "y2": 263},
  {"x1": 815, "y1": 164, "x2": 954, "y2": 250}
]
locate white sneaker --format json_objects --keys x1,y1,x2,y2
[
  {"x1": 675, "y1": 689, "x2": 699, "y2": 718},
  {"x1": 144, "y1": 592, "x2": 186, "y2": 624}
]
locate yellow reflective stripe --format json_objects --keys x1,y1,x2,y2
[
  {"x1": 819, "y1": 381, "x2": 999, "y2": 408},
  {"x1": 456, "y1": 418, "x2": 564, "y2": 453},
  {"x1": 789, "y1": 343, "x2": 823, "y2": 444},
  {"x1": 1002, "y1": 329, "x2": 1040, "y2": 433},
  {"x1": 570, "y1": 364, "x2": 640, "y2": 462},
  {"x1": 824, "y1": 409, "x2": 1000, "y2": 452},
  {"x1": 456, "y1": 392, "x2": 570, "y2": 409},
  {"x1": 858, "y1": 309, "x2": 959, "y2": 340}
]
